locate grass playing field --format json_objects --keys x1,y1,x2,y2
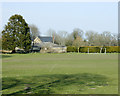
[{"x1": 2, "y1": 53, "x2": 118, "y2": 94}]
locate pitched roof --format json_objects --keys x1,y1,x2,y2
[{"x1": 38, "y1": 36, "x2": 53, "y2": 42}]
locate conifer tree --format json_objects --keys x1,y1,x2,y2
[{"x1": 2, "y1": 14, "x2": 31, "y2": 53}]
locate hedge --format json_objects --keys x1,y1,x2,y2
[
  {"x1": 67, "y1": 46, "x2": 77, "y2": 52},
  {"x1": 104, "y1": 46, "x2": 119, "y2": 53},
  {"x1": 67, "y1": 46, "x2": 119, "y2": 53}
]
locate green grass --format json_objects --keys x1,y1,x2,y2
[{"x1": 2, "y1": 53, "x2": 118, "y2": 94}]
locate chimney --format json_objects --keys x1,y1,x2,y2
[{"x1": 52, "y1": 35, "x2": 54, "y2": 44}]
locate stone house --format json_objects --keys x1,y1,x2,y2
[{"x1": 32, "y1": 36, "x2": 67, "y2": 53}]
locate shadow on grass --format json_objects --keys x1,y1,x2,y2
[
  {"x1": 2, "y1": 73, "x2": 110, "y2": 94},
  {"x1": 2, "y1": 78, "x2": 20, "y2": 90},
  {"x1": 2, "y1": 55, "x2": 12, "y2": 58}
]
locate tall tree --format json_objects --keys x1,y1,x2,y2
[
  {"x1": 47, "y1": 29, "x2": 57, "y2": 44},
  {"x1": 2, "y1": 14, "x2": 31, "y2": 53},
  {"x1": 85, "y1": 31, "x2": 97, "y2": 46},
  {"x1": 29, "y1": 24, "x2": 40, "y2": 40},
  {"x1": 64, "y1": 28, "x2": 84, "y2": 46},
  {"x1": 72, "y1": 28, "x2": 84, "y2": 40},
  {"x1": 65, "y1": 34, "x2": 74, "y2": 46},
  {"x1": 58, "y1": 30, "x2": 68, "y2": 46},
  {"x1": 111, "y1": 33, "x2": 118, "y2": 46},
  {"x1": 47, "y1": 29, "x2": 68, "y2": 46},
  {"x1": 72, "y1": 36, "x2": 84, "y2": 53}
]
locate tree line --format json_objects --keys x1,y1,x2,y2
[
  {"x1": 1, "y1": 14, "x2": 118, "y2": 53},
  {"x1": 46, "y1": 28, "x2": 118, "y2": 46}
]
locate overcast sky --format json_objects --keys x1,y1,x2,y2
[{"x1": 2, "y1": 2, "x2": 118, "y2": 36}]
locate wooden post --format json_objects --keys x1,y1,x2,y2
[{"x1": 52, "y1": 35, "x2": 54, "y2": 44}]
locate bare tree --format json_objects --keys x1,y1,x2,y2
[
  {"x1": 47, "y1": 29, "x2": 68, "y2": 46},
  {"x1": 72, "y1": 28, "x2": 84, "y2": 40},
  {"x1": 58, "y1": 31, "x2": 68, "y2": 46},
  {"x1": 101, "y1": 31, "x2": 112, "y2": 46},
  {"x1": 47, "y1": 29, "x2": 56, "y2": 36},
  {"x1": 65, "y1": 34, "x2": 74, "y2": 46},
  {"x1": 85, "y1": 30, "x2": 118, "y2": 46},
  {"x1": 72, "y1": 36, "x2": 84, "y2": 53},
  {"x1": 47, "y1": 29, "x2": 61, "y2": 45},
  {"x1": 111, "y1": 33, "x2": 118, "y2": 46},
  {"x1": 29, "y1": 24, "x2": 40, "y2": 40},
  {"x1": 85, "y1": 31, "x2": 97, "y2": 46}
]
